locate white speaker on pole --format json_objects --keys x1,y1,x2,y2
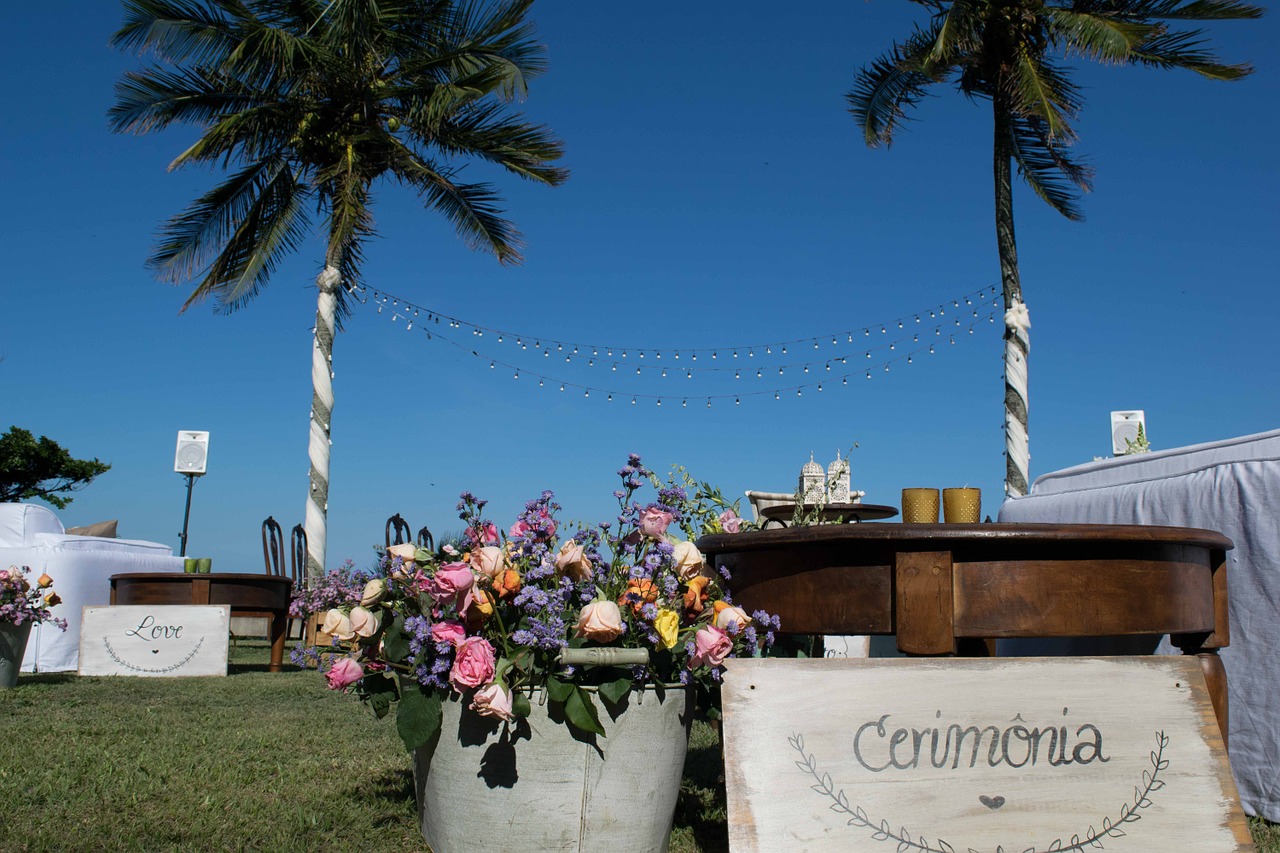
[
  {"x1": 174, "y1": 430, "x2": 210, "y2": 475},
  {"x1": 1110, "y1": 411, "x2": 1145, "y2": 456}
]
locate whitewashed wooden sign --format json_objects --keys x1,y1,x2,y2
[
  {"x1": 79, "y1": 605, "x2": 230, "y2": 677},
  {"x1": 722, "y1": 657, "x2": 1252, "y2": 852}
]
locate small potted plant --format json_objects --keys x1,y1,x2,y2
[
  {"x1": 0, "y1": 565, "x2": 67, "y2": 688},
  {"x1": 307, "y1": 455, "x2": 777, "y2": 851}
]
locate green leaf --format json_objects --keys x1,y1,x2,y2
[
  {"x1": 511, "y1": 690, "x2": 531, "y2": 719},
  {"x1": 564, "y1": 686, "x2": 606, "y2": 737},
  {"x1": 381, "y1": 612, "x2": 409, "y2": 660},
  {"x1": 598, "y1": 676, "x2": 632, "y2": 707},
  {"x1": 363, "y1": 672, "x2": 397, "y2": 719},
  {"x1": 396, "y1": 686, "x2": 442, "y2": 752},
  {"x1": 546, "y1": 676, "x2": 573, "y2": 704}
]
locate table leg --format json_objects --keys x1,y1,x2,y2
[
  {"x1": 1197, "y1": 650, "x2": 1229, "y2": 754},
  {"x1": 268, "y1": 610, "x2": 287, "y2": 673}
]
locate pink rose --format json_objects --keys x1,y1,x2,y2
[
  {"x1": 428, "y1": 562, "x2": 476, "y2": 607},
  {"x1": 470, "y1": 546, "x2": 508, "y2": 580},
  {"x1": 349, "y1": 606, "x2": 382, "y2": 638},
  {"x1": 671, "y1": 540, "x2": 706, "y2": 581},
  {"x1": 430, "y1": 619, "x2": 467, "y2": 647},
  {"x1": 470, "y1": 682, "x2": 515, "y2": 721},
  {"x1": 554, "y1": 540, "x2": 593, "y2": 582},
  {"x1": 450, "y1": 636, "x2": 497, "y2": 691},
  {"x1": 467, "y1": 523, "x2": 500, "y2": 547},
  {"x1": 689, "y1": 624, "x2": 734, "y2": 669},
  {"x1": 638, "y1": 506, "x2": 675, "y2": 539},
  {"x1": 718, "y1": 510, "x2": 743, "y2": 534},
  {"x1": 574, "y1": 600, "x2": 625, "y2": 643},
  {"x1": 325, "y1": 656, "x2": 364, "y2": 689}
]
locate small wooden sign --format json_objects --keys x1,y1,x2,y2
[
  {"x1": 722, "y1": 657, "x2": 1253, "y2": 852},
  {"x1": 79, "y1": 605, "x2": 230, "y2": 677}
]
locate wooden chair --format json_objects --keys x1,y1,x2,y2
[
  {"x1": 262, "y1": 516, "x2": 284, "y2": 576},
  {"x1": 417, "y1": 525, "x2": 434, "y2": 551},
  {"x1": 289, "y1": 524, "x2": 307, "y2": 587},
  {"x1": 385, "y1": 513, "x2": 411, "y2": 548}
]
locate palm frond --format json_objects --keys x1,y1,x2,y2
[
  {"x1": 428, "y1": 102, "x2": 567, "y2": 184},
  {"x1": 383, "y1": 140, "x2": 522, "y2": 263},
  {"x1": 1006, "y1": 114, "x2": 1094, "y2": 221},
  {"x1": 163, "y1": 161, "x2": 311, "y2": 312},
  {"x1": 1007, "y1": 53, "x2": 1082, "y2": 142},
  {"x1": 111, "y1": 0, "x2": 238, "y2": 64},
  {"x1": 846, "y1": 43, "x2": 941, "y2": 148},
  {"x1": 108, "y1": 65, "x2": 262, "y2": 134},
  {"x1": 1044, "y1": 8, "x2": 1158, "y2": 63},
  {"x1": 1117, "y1": 1, "x2": 1263, "y2": 21},
  {"x1": 1129, "y1": 27, "x2": 1255, "y2": 79}
]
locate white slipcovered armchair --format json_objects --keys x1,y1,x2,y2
[{"x1": 0, "y1": 503, "x2": 183, "y2": 672}]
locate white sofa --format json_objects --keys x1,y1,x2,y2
[{"x1": 0, "y1": 503, "x2": 184, "y2": 672}]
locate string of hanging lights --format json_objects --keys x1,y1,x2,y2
[
  {"x1": 352, "y1": 284, "x2": 999, "y2": 364},
  {"x1": 348, "y1": 283, "x2": 1000, "y2": 407}
]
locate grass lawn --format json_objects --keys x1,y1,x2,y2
[{"x1": 1, "y1": 638, "x2": 1274, "y2": 852}]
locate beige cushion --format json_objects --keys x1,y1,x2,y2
[{"x1": 66, "y1": 519, "x2": 118, "y2": 538}]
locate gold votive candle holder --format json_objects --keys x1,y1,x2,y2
[
  {"x1": 943, "y1": 488, "x2": 981, "y2": 524},
  {"x1": 901, "y1": 488, "x2": 940, "y2": 524}
]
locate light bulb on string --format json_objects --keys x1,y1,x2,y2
[
  {"x1": 735, "y1": 397, "x2": 740, "y2": 405},
  {"x1": 559, "y1": 384, "x2": 565, "y2": 392}
]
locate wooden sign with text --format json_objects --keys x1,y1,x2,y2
[
  {"x1": 79, "y1": 605, "x2": 230, "y2": 677},
  {"x1": 723, "y1": 657, "x2": 1252, "y2": 852}
]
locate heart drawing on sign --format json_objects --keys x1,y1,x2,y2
[
  {"x1": 151, "y1": 649, "x2": 160, "y2": 654},
  {"x1": 979, "y1": 795, "x2": 1006, "y2": 810}
]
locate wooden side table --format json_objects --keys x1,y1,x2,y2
[
  {"x1": 110, "y1": 572, "x2": 293, "y2": 672},
  {"x1": 697, "y1": 522, "x2": 1233, "y2": 747}
]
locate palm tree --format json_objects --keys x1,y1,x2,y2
[
  {"x1": 847, "y1": 0, "x2": 1260, "y2": 497},
  {"x1": 110, "y1": 0, "x2": 567, "y2": 577}
]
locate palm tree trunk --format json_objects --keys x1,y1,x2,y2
[
  {"x1": 994, "y1": 94, "x2": 1030, "y2": 498},
  {"x1": 304, "y1": 264, "x2": 340, "y2": 581}
]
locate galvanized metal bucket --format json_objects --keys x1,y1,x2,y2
[{"x1": 412, "y1": 685, "x2": 692, "y2": 853}]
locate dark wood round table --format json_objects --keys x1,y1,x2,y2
[
  {"x1": 758, "y1": 502, "x2": 898, "y2": 526},
  {"x1": 697, "y1": 522, "x2": 1233, "y2": 746},
  {"x1": 110, "y1": 572, "x2": 293, "y2": 672}
]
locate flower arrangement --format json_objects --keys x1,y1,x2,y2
[
  {"x1": 309, "y1": 456, "x2": 777, "y2": 751},
  {"x1": 288, "y1": 559, "x2": 371, "y2": 619},
  {"x1": 1, "y1": 565, "x2": 68, "y2": 629}
]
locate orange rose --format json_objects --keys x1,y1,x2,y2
[
  {"x1": 37, "y1": 573, "x2": 54, "y2": 589},
  {"x1": 465, "y1": 589, "x2": 495, "y2": 630},
  {"x1": 683, "y1": 576, "x2": 711, "y2": 618},
  {"x1": 491, "y1": 568, "x2": 522, "y2": 601},
  {"x1": 618, "y1": 578, "x2": 660, "y2": 615}
]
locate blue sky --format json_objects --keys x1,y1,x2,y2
[{"x1": 2, "y1": 2, "x2": 1276, "y2": 574}]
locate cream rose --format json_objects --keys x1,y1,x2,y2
[
  {"x1": 671, "y1": 540, "x2": 706, "y2": 581},
  {"x1": 321, "y1": 608, "x2": 354, "y2": 641},
  {"x1": 470, "y1": 545, "x2": 508, "y2": 580},
  {"x1": 554, "y1": 540, "x2": 593, "y2": 582},
  {"x1": 713, "y1": 601, "x2": 753, "y2": 634},
  {"x1": 359, "y1": 578, "x2": 387, "y2": 607},
  {"x1": 349, "y1": 606, "x2": 382, "y2": 638},
  {"x1": 574, "y1": 600, "x2": 625, "y2": 642}
]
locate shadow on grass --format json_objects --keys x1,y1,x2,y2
[
  {"x1": 673, "y1": 735, "x2": 729, "y2": 853},
  {"x1": 15, "y1": 672, "x2": 79, "y2": 686}
]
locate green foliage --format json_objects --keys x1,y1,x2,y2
[
  {"x1": 110, "y1": 0, "x2": 568, "y2": 316},
  {"x1": 0, "y1": 425, "x2": 111, "y2": 509},
  {"x1": 396, "y1": 683, "x2": 442, "y2": 751},
  {"x1": 1123, "y1": 422, "x2": 1152, "y2": 455}
]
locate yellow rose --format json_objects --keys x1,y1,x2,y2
[{"x1": 654, "y1": 609, "x2": 680, "y2": 650}]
